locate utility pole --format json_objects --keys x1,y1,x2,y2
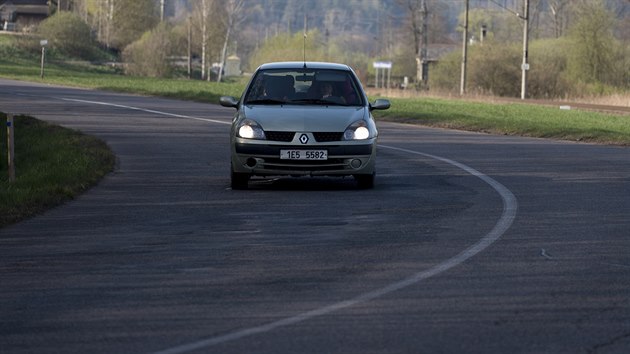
[
  {"x1": 460, "y1": 0, "x2": 469, "y2": 95},
  {"x1": 187, "y1": 17, "x2": 192, "y2": 79},
  {"x1": 6, "y1": 114, "x2": 15, "y2": 183},
  {"x1": 420, "y1": 0, "x2": 428, "y2": 88},
  {"x1": 520, "y1": 0, "x2": 530, "y2": 100},
  {"x1": 160, "y1": 0, "x2": 165, "y2": 22}
]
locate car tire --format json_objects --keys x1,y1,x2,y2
[
  {"x1": 231, "y1": 166, "x2": 250, "y2": 190},
  {"x1": 355, "y1": 172, "x2": 375, "y2": 189}
]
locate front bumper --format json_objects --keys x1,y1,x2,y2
[{"x1": 231, "y1": 140, "x2": 377, "y2": 176}]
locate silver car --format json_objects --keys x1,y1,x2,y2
[{"x1": 220, "y1": 61, "x2": 390, "y2": 189}]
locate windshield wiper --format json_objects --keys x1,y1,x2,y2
[
  {"x1": 245, "y1": 98, "x2": 287, "y2": 105},
  {"x1": 291, "y1": 98, "x2": 347, "y2": 106}
]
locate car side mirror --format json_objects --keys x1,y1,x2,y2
[
  {"x1": 369, "y1": 99, "x2": 390, "y2": 111},
  {"x1": 220, "y1": 96, "x2": 239, "y2": 108}
]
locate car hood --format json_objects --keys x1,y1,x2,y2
[{"x1": 242, "y1": 105, "x2": 366, "y2": 132}]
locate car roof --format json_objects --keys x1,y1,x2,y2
[{"x1": 257, "y1": 62, "x2": 352, "y2": 71}]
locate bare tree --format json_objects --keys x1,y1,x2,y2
[
  {"x1": 396, "y1": 0, "x2": 450, "y2": 86},
  {"x1": 549, "y1": 0, "x2": 570, "y2": 37},
  {"x1": 190, "y1": 0, "x2": 211, "y2": 80},
  {"x1": 93, "y1": 0, "x2": 116, "y2": 48},
  {"x1": 107, "y1": 0, "x2": 114, "y2": 47},
  {"x1": 201, "y1": 0, "x2": 209, "y2": 80},
  {"x1": 189, "y1": 0, "x2": 224, "y2": 80},
  {"x1": 94, "y1": 0, "x2": 115, "y2": 48},
  {"x1": 396, "y1": 0, "x2": 424, "y2": 84},
  {"x1": 217, "y1": 0, "x2": 246, "y2": 82},
  {"x1": 74, "y1": 0, "x2": 89, "y2": 22}
]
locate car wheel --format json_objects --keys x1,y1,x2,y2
[
  {"x1": 231, "y1": 166, "x2": 250, "y2": 190},
  {"x1": 355, "y1": 172, "x2": 375, "y2": 189}
]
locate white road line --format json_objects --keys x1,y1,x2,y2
[
  {"x1": 152, "y1": 149, "x2": 517, "y2": 354},
  {"x1": 59, "y1": 98, "x2": 231, "y2": 125},
  {"x1": 58, "y1": 97, "x2": 518, "y2": 354}
]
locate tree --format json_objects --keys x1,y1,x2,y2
[
  {"x1": 396, "y1": 0, "x2": 453, "y2": 87},
  {"x1": 469, "y1": 42, "x2": 521, "y2": 96},
  {"x1": 123, "y1": 23, "x2": 175, "y2": 77},
  {"x1": 200, "y1": 0, "x2": 210, "y2": 80},
  {"x1": 528, "y1": 38, "x2": 571, "y2": 98},
  {"x1": 460, "y1": 8, "x2": 521, "y2": 43},
  {"x1": 249, "y1": 30, "x2": 327, "y2": 69},
  {"x1": 566, "y1": 1, "x2": 617, "y2": 85},
  {"x1": 217, "y1": 0, "x2": 246, "y2": 82},
  {"x1": 110, "y1": 0, "x2": 159, "y2": 50},
  {"x1": 397, "y1": 0, "x2": 427, "y2": 84},
  {"x1": 88, "y1": 0, "x2": 117, "y2": 49},
  {"x1": 548, "y1": 0, "x2": 570, "y2": 38},
  {"x1": 248, "y1": 30, "x2": 370, "y2": 81},
  {"x1": 37, "y1": 12, "x2": 99, "y2": 60},
  {"x1": 189, "y1": 0, "x2": 223, "y2": 80}
]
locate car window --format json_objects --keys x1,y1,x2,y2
[{"x1": 244, "y1": 69, "x2": 364, "y2": 106}]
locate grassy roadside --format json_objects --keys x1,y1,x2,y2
[
  {"x1": 0, "y1": 114, "x2": 115, "y2": 227},
  {"x1": 1, "y1": 52, "x2": 628, "y2": 145},
  {"x1": 0, "y1": 55, "x2": 245, "y2": 103},
  {"x1": 0, "y1": 46, "x2": 628, "y2": 227},
  {"x1": 372, "y1": 97, "x2": 630, "y2": 146}
]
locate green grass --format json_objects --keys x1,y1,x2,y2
[
  {"x1": 0, "y1": 34, "x2": 245, "y2": 102},
  {"x1": 2, "y1": 32, "x2": 629, "y2": 145},
  {"x1": 0, "y1": 114, "x2": 115, "y2": 227},
  {"x1": 2, "y1": 46, "x2": 628, "y2": 145},
  {"x1": 1, "y1": 36, "x2": 628, "y2": 226},
  {"x1": 0, "y1": 57, "x2": 245, "y2": 103},
  {"x1": 372, "y1": 98, "x2": 630, "y2": 145}
]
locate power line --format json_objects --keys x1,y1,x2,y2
[{"x1": 487, "y1": 0, "x2": 523, "y2": 18}]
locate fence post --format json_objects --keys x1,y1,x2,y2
[
  {"x1": 7, "y1": 114, "x2": 15, "y2": 182},
  {"x1": 40, "y1": 46, "x2": 45, "y2": 79}
]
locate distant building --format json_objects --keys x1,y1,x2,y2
[{"x1": 0, "y1": 0, "x2": 51, "y2": 32}]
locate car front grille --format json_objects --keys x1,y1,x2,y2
[
  {"x1": 313, "y1": 132, "x2": 344, "y2": 142},
  {"x1": 264, "y1": 131, "x2": 344, "y2": 142},
  {"x1": 266, "y1": 131, "x2": 295, "y2": 142}
]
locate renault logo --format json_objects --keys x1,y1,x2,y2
[{"x1": 299, "y1": 134, "x2": 309, "y2": 144}]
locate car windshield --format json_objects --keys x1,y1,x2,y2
[{"x1": 243, "y1": 68, "x2": 364, "y2": 106}]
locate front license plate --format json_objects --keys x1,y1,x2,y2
[{"x1": 280, "y1": 150, "x2": 328, "y2": 160}]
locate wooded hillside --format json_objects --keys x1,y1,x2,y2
[{"x1": 4, "y1": 0, "x2": 629, "y2": 98}]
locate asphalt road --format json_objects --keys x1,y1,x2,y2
[{"x1": 1, "y1": 79, "x2": 629, "y2": 354}]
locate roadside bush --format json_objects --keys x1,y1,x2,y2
[
  {"x1": 248, "y1": 30, "x2": 373, "y2": 83},
  {"x1": 429, "y1": 43, "x2": 522, "y2": 97},
  {"x1": 248, "y1": 30, "x2": 327, "y2": 71},
  {"x1": 36, "y1": 12, "x2": 99, "y2": 60},
  {"x1": 428, "y1": 50, "x2": 460, "y2": 92},
  {"x1": 0, "y1": 34, "x2": 39, "y2": 62},
  {"x1": 110, "y1": 0, "x2": 159, "y2": 51},
  {"x1": 566, "y1": 1, "x2": 616, "y2": 86},
  {"x1": 122, "y1": 23, "x2": 175, "y2": 78},
  {"x1": 468, "y1": 42, "x2": 521, "y2": 97},
  {"x1": 528, "y1": 39, "x2": 572, "y2": 98},
  {"x1": 430, "y1": 40, "x2": 582, "y2": 99}
]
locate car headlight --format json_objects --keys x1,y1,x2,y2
[
  {"x1": 237, "y1": 119, "x2": 266, "y2": 140},
  {"x1": 343, "y1": 120, "x2": 371, "y2": 140}
]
